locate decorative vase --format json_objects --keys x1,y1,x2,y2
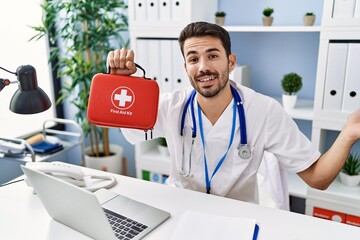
[
  {"x1": 262, "y1": 16, "x2": 273, "y2": 26},
  {"x1": 282, "y1": 94, "x2": 297, "y2": 110},
  {"x1": 303, "y1": 15, "x2": 316, "y2": 26},
  {"x1": 84, "y1": 144, "x2": 124, "y2": 174},
  {"x1": 339, "y1": 172, "x2": 360, "y2": 187},
  {"x1": 215, "y1": 17, "x2": 225, "y2": 26}
]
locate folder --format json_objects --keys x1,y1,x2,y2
[
  {"x1": 333, "y1": 0, "x2": 356, "y2": 18},
  {"x1": 171, "y1": 40, "x2": 191, "y2": 90},
  {"x1": 159, "y1": 0, "x2": 171, "y2": 21},
  {"x1": 135, "y1": 39, "x2": 149, "y2": 78},
  {"x1": 342, "y1": 43, "x2": 360, "y2": 112},
  {"x1": 323, "y1": 43, "x2": 348, "y2": 111},
  {"x1": 171, "y1": 0, "x2": 186, "y2": 21},
  {"x1": 147, "y1": 40, "x2": 162, "y2": 89},
  {"x1": 134, "y1": 0, "x2": 147, "y2": 22},
  {"x1": 159, "y1": 40, "x2": 173, "y2": 93},
  {"x1": 146, "y1": 0, "x2": 159, "y2": 21},
  {"x1": 230, "y1": 65, "x2": 251, "y2": 87},
  {"x1": 355, "y1": 0, "x2": 360, "y2": 18}
]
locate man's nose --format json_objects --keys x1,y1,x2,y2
[{"x1": 198, "y1": 59, "x2": 210, "y2": 73}]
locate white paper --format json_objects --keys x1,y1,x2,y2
[{"x1": 170, "y1": 210, "x2": 257, "y2": 240}]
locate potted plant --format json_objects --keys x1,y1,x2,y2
[
  {"x1": 339, "y1": 153, "x2": 360, "y2": 187},
  {"x1": 30, "y1": 0, "x2": 129, "y2": 173},
  {"x1": 215, "y1": 11, "x2": 226, "y2": 26},
  {"x1": 281, "y1": 72, "x2": 303, "y2": 110},
  {"x1": 262, "y1": 7, "x2": 274, "y2": 26},
  {"x1": 304, "y1": 12, "x2": 316, "y2": 26},
  {"x1": 157, "y1": 137, "x2": 169, "y2": 156}
]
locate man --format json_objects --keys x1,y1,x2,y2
[{"x1": 107, "y1": 21, "x2": 360, "y2": 204}]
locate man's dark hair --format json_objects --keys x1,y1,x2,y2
[{"x1": 178, "y1": 21, "x2": 232, "y2": 58}]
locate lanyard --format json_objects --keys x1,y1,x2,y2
[{"x1": 197, "y1": 98, "x2": 237, "y2": 194}]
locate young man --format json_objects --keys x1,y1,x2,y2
[{"x1": 107, "y1": 22, "x2": 360, "y2": 204}]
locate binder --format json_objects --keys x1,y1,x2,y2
[
  {"x1": 171, "y1": 0, "x2": 186, "y2": 21},
  {"x1": 342, "y1": 43, "x2": 360, "y2": 112},
  {"x1": 323, "y1": 43, "x2": 348, "y2": 111},
  {"x1": 147, "y1": 40, "x2": 162, "y2": 89},
  {"x1": 333, "y1": 0, "x2": 356, "y2": 18},
  {"x1": 355, "y1": 0, "x2": 360, "y2": 18},
  {"x1": 134, "y1": 0, "x2": 147, "y2": 22},
  {"x1": 146, "y1": 0, "x2": 159, "y2": 21},
  {"x1": 171, "y1": 40, "x2": 190, "y2": 90},
  {"x1": 230, "y1": 65, "x2": 251, "y2": 87},
  {"x1": 159, "y1": 40, "x2": 173, "y2": 93},
  {"x1": 159, "y1": 0, "x2": 171, "y2": 21},
  {"x1": 135, "y1": 39, "x2": 149, "y2": 77}
]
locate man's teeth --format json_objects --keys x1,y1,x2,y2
[{"x1": 199, "y1": 76, "x2": 215, "y2": 82}]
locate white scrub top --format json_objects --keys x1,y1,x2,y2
[{"x1": 121, "y1": 81, "x2": 321, "y2": 204}]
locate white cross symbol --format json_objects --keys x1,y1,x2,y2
[{"x1": 114, "y1": 89, "x2": 132, "y2": 107}]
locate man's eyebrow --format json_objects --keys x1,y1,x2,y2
[{"x1": 185, "y1": 48, "x2": 220, "y2": 57}]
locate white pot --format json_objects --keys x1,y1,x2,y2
[
  {"x1": 282, "y1": 94, "x2": 297, "y2": 110},
  {"x1": 339, "y1": 171, "x2": 360, "y2": 187},
  {"x1": 84, "y1": 144, "x2": 124, "y2": 174},
  {"x1": 158, "y1": 145, "x2": 170, "y2": 156}
]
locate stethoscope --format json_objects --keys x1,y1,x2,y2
[{"x1": 178, "y1": 85, "x2": 251, "y2": 179}]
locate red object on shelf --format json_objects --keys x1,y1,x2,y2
[{"x1": 313, "y1": 207, "x2": 346, "y2": 223}]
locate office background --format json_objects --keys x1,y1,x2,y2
[{"x1": 2, "y1": 0, "x2": 360, "y2": 178}]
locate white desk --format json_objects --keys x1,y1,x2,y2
[{"x1": 1, "y1": 167, "x2": 360, "y2": 240}]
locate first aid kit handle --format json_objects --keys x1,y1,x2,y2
[{"x1": 107, "y1": 63, "x2": 150, "y2": 80}]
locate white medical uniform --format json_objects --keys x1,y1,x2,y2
[{"x1": 121, "y1": 81, "x2": 321, "y2": 204}]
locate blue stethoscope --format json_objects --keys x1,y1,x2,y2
[{"x1": 179, "y1": 85, "x2": 251, "y2": 193}]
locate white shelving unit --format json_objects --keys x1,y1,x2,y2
[{"x1": 129, "y1": 0, "x2": 360, "y2": 219}]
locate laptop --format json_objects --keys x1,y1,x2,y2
[{"x1": 20, "y1": 165, "x2": 170, "y2": 240}]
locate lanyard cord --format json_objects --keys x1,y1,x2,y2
[{"x1": 198, "y1": 98, "x2": 237, "y2": 194}]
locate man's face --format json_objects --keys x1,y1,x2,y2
[{"x1": 183, "y1": 36, "x2": 235, "y2": 98}]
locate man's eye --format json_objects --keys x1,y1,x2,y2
[
  {"x1": 188, "y1": 58, "x2": 198, "y2": 63},
  {"x1": 209, "y1": 55, "x2": 218, "y2": 59}
]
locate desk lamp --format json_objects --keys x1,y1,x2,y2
[
  {"x1": 0, "y1": 65, "x2": 51, "y2": 114},
  {"x1": 0, "y1": 65, "x2": 52, "y2": 161}
]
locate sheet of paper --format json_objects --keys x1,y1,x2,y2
[{"x1": 170, "y1": 210, "x2": 257, "y2": 240}]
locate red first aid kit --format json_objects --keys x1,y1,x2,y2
[{"x1": 87, "y1": 66, "x2": 159, "y2": 137}]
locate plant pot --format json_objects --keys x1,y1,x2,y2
[
  {"x1": 303, "y1": 15, "x2": 316, "y2": 26},
  {"x1": 282, "y1": 94, "x2": 297, "y2": 110},
  {"x1": 84, "y1": 144, "x2": 124, "y2": 174},
  {"x1": 215, "y1": 16, "x2": 225, "y2": 26},
  {"x1": 339, "y1": 172, "x2": 360, "y2": 187},
  {"x1": 262, "y1": 16, "x2": 273, "y2": 26},
  {"x1": 158, "y1": 145, "x2": 170, "y2": 156}
]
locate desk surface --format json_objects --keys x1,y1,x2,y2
[{"x1": 1, "y1": 167, "x2": 360, "y2": 240}]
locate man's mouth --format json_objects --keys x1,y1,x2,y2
[{"x1": 197, "y1": 74, "x2": 217, "y2": 82}]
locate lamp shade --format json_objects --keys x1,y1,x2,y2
[{"x1": 9, "y1": 65, "x2": 52, "y2": 114}]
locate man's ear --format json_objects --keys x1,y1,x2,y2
[{"x1": 229, "y1": 53, "x2": 237, "y2": 72}]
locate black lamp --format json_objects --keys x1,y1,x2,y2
[{"x1": 0, "y1": 65, "x2": 52, "y2": 114}]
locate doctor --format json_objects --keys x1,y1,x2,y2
[{"x1": 107, "y1": 22, "x2": 360, "y2": 204}]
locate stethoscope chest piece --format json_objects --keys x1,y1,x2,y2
[{"x1": 238, "y1": 145, "x2": 251, "y2": 159}]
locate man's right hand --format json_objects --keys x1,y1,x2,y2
[{"x1": 107, "y1": 48, "x2": 137, "y2": 76}]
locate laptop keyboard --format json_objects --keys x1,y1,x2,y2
[{"x1": 103, "y1": 208, "x2": 148, "y2": 240}]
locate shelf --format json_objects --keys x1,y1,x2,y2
[
  {"x1": 273, "y1": 97, "x2": 314, "y2": 121},
  {"x1": 224, "y1": 26, "x2": 322, "y2": 33}
]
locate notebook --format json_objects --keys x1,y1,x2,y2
[{"x1": 21, "y1": 165, "x2": 170, "y2": 240}]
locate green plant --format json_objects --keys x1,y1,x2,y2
[
  {"x1": 342, "y1": 153, "x2": 360, "y2": 176},
  {"x1": 281, "y1": 72, "x2": 303, "y2": 95},
  {"x1": 30, "y1": 0, "x2": 129, "y2": 157},
  {"x1": 215, "y1": 11, "x2": 226, "y2": 17},
  {"x1": 305, "y1": 12, "x2": 315, "y2": 16},
  {"x1": 263, "y1": 7, "x2": 274, "y2": 17}
]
